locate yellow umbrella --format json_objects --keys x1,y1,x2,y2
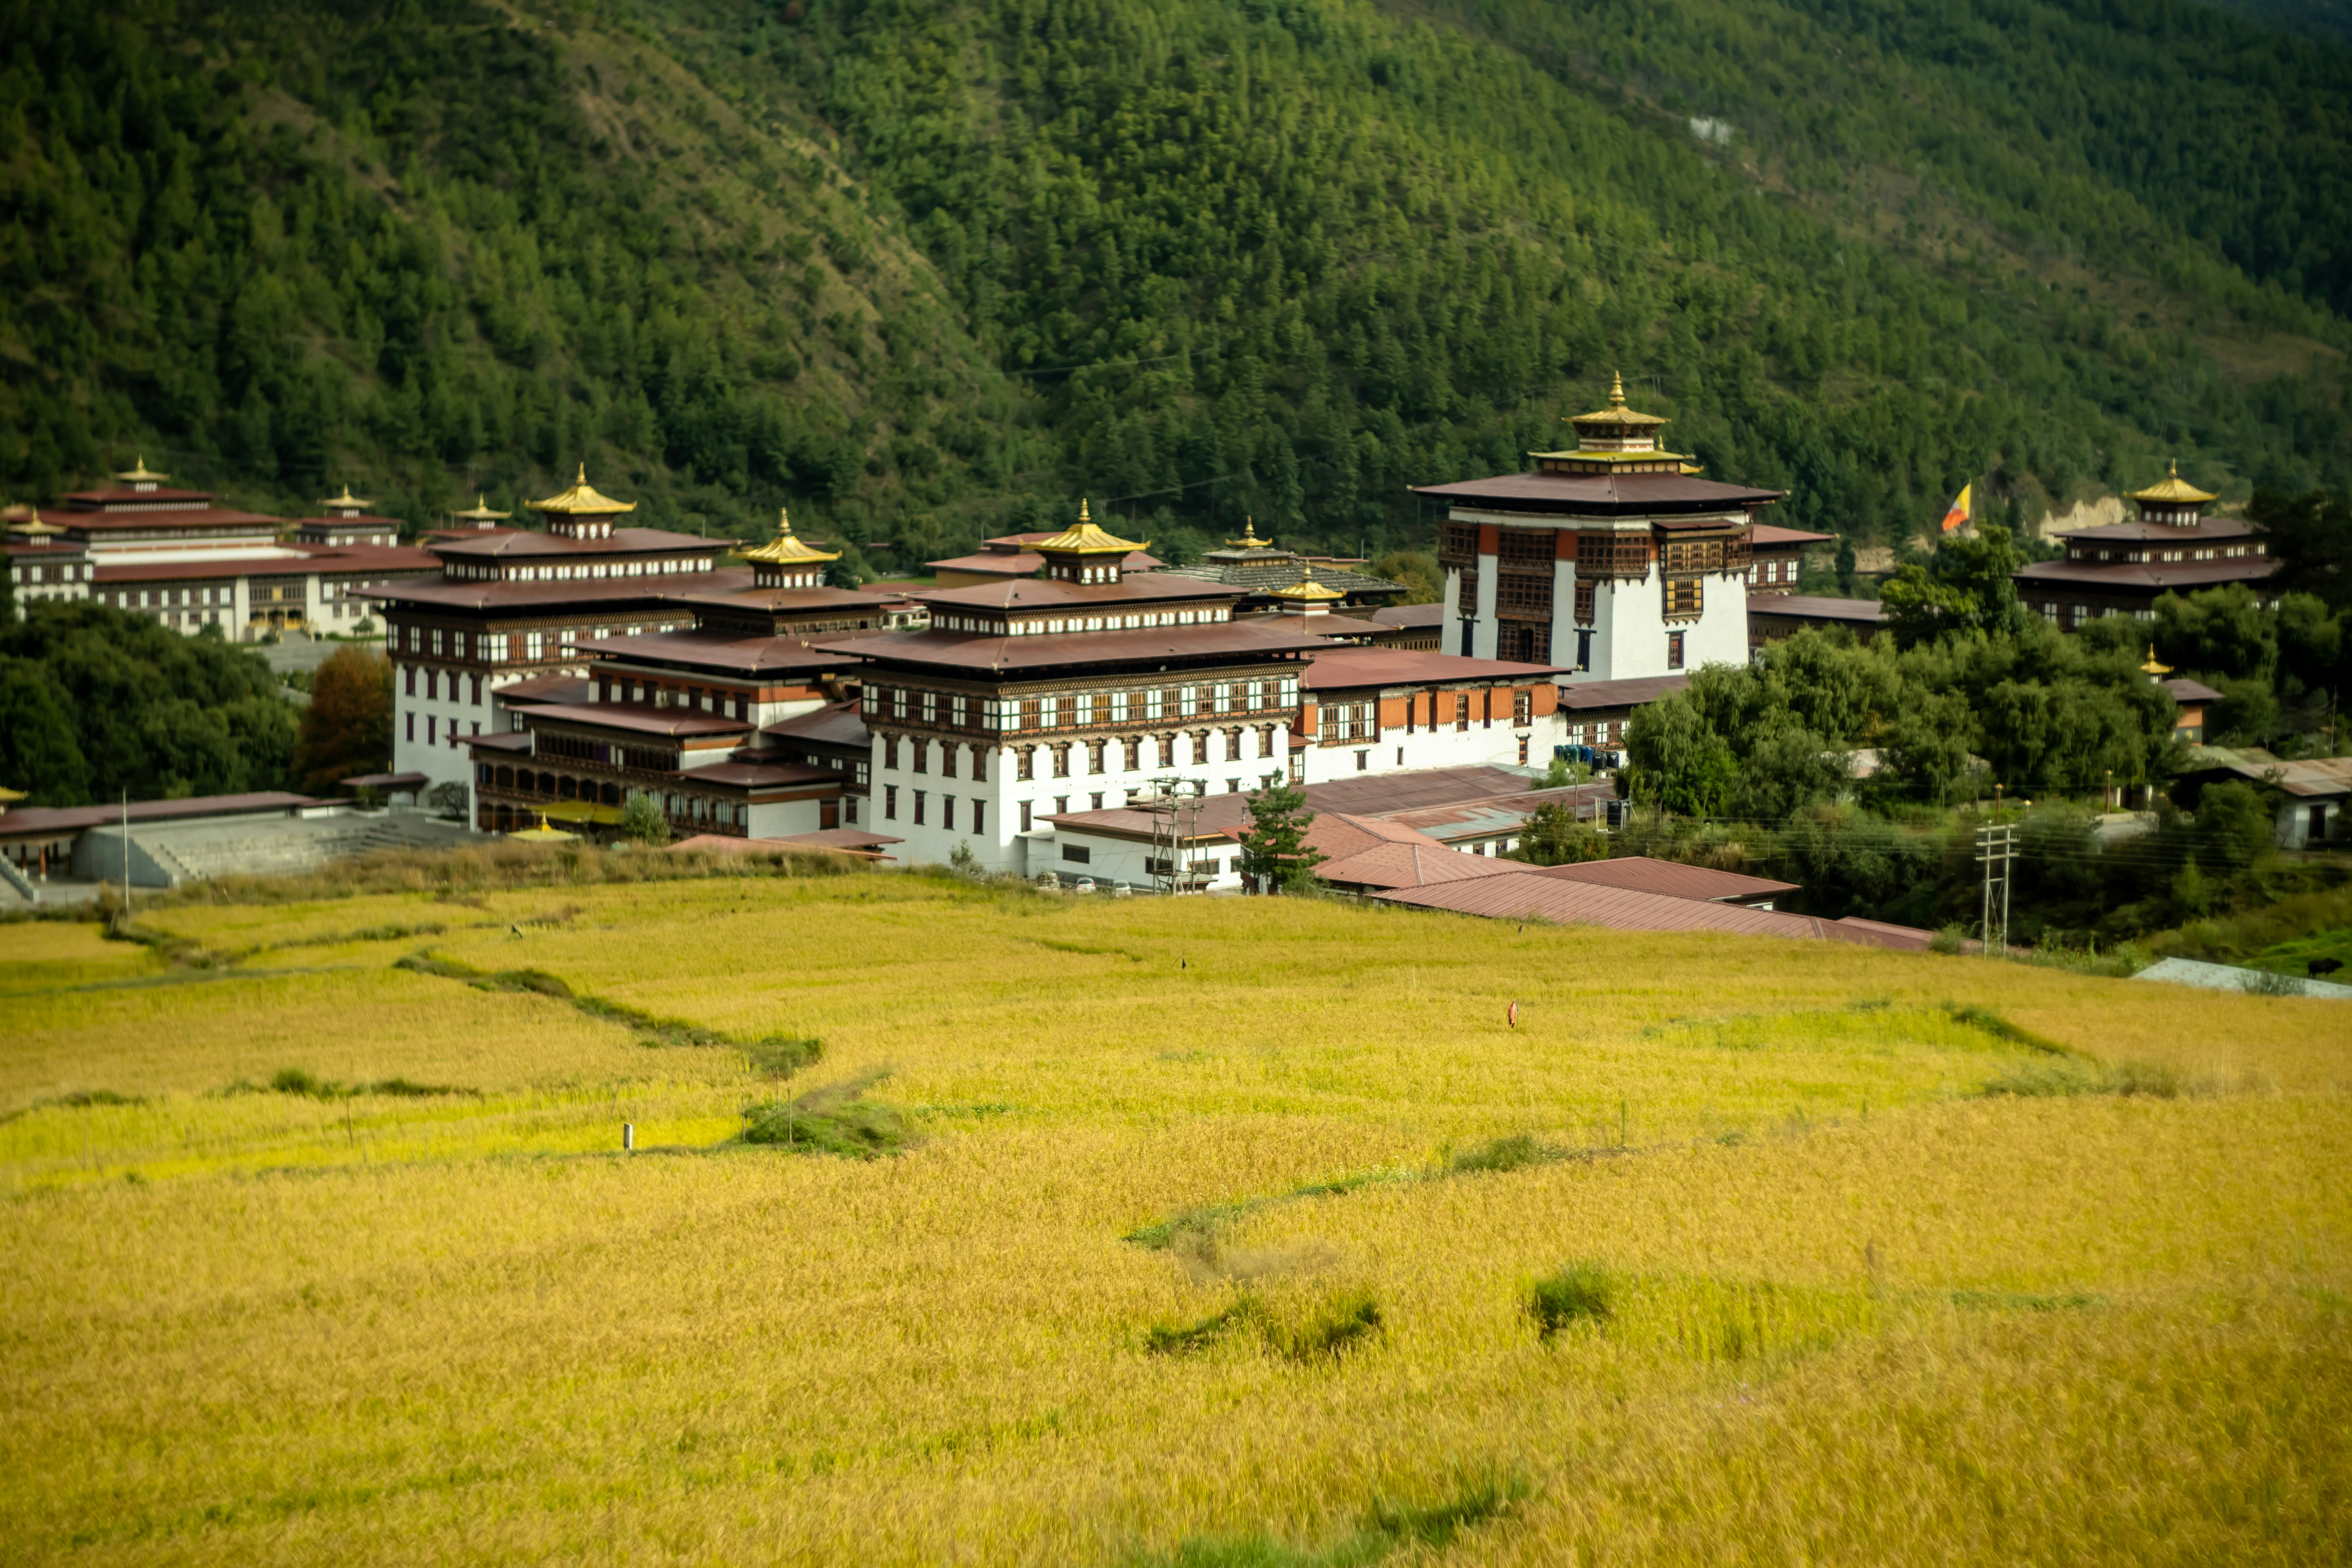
[{"x1": 508, "y1": 813, "x2": 579, "y2": 843}]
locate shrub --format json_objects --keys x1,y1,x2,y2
[
  {"x1": 740, "y1": 1076, "x2": 906, "y2": 1158},
  {"x1": 1526, "y1": 1263, "x2": 1616, "y2": 1339},
  {"x1": 1448, "y1": 1134, "x2": 1544, "y2": 1174},
  {"x1": 1258, "y1": 1288, "x2": 1381, "y2": 1363}
]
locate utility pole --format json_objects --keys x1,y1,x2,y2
[{"x1": 1975, "y1": 791, "x2": 2018, "y2": 956}]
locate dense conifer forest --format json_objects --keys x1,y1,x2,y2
[{"x1": 3, "y1": 0, "x2": 2346, "y2": 569}]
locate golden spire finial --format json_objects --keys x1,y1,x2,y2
[
  {"x1": 2169, "y1": 458, "x2": 2179, "y2": 479},
  {"x1": 1610, "y1": 371, "x2": 1626, "y2": 406},
  {"x1": 576, "y1": 462, "x2": 588, "y2": 483},
  {"x1": 778, "y1": 506, "x2": 793, "y2": 534},
  {"x1": 2141, "y1": 644, "x2": 2174, "y2": 677},
  {"x1": 477, "y1": 493, "x2": 487, "y2": 510},
  {"x1": 1079, "y1": 497, "x2": 1091, "y2": 524}
]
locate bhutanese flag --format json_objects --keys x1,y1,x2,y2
[{"x1": 1939, "y1": 483, "x2": 1973, "y2": 533}]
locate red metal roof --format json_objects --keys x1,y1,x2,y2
[
  {"x1": 2161, "y1": 676, "x2": 2225, "y2": 705},
  {"x1": 1746, "y1": 594, "x2": 1886, "y2": 624},
  {"x1": 90, "y1": 544, "x2": 438, "y2": 583},
  {"x1": 763, "y1": 701, "x2": 870, "y2": 749},
  {"x1": 1316, "y1": 839, "x2": 1522, "y2": 891},
  {"x1": 1749, "y1": 523, "x2": 1834, "y2": 548},
  {"x1": 493, "y1": 675, "x2": 599, "y2": 704},
  {"x1": 1410, "y1": 471, "x2": 1782, "y2": 514},
  {"x1": 431, "y1": 526, "x2": 717, "y2": 558},
  {"x1": 355, "y1": 570, "x2": 749, "y2": 611},
  {"x1": 1370, "y1": 602, "x2": 1448, "y2": 628},
  {"x1": 1304, "y1": 646, "x2": 1560, "y2": 690},
  {"x1": 2015, "y1": 558, "x2": 2279, "y2": 592},
  {"x1": 1529, "y1": 855, "x2": 1797, "y2": 903},
  {"x1": 0, "y1": 791, "x2": 321, "y2": 838},
  {"x1": 913, "y1": 575, "x2": 1240, "y2": 610},
  {"x1": 927, "y1": 548, "x2": 1163, "y2": 577},
  {"x1": 1557, "y1": 674, "x2": 1691, "y2": 711},
  {"x1": 523, "y1": 702, "x2": 751, "y2": 739},
  {"x1": 577, "y1": 628, "x2": 871, "y2": 675},
  {"x1": 1373, "y1": 873, "x2": 1931, "y2": 947},
  {"x1": 828, "y1": 617, "x2": 1330, "y2": 674}
]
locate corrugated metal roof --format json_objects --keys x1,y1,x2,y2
[
  {"x1": 1410, "y1": 472, "x2": 1781, "y2": 512},
  {"x1": 1317, "y1": 840, "x2": 1521, "y2": 890},
  {"x1": 1558, "y1": 674, "x2": 1691, "y2": 711},
  {"x1": 1530, "y1": 855, "x2": 1797, "y2": 902},
  {"x1": 1372, "y1": 873, "x2": 1934, "y2": 949},
  {"x1": 1303, "y1": 647, "x2": 1561, "y2": 689}
]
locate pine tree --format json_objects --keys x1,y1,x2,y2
[{"x1": 1236, "y1": 773, "x2": 1325, "y2": 894}]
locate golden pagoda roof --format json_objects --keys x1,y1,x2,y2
[
  {"x1": 1568, "y1": 372, "x2": 1671, "y2": 428},
  {"x1": 450, "y1": 494, "x2": 511, "y2": 522},
  {"x1": 318, "y1": 483, "x2": 375, "y2": 511},
  {"x1": 528, "y1": 465, "x2": 638, "y2": 516},
  {"x1": 508, "y1": 813, "x2": 580, "y2": 842},
  {"x1": 2141, "y1": 644, "x2": 2174, "y2": 677},
  {"x1": 0, "y1": 785, "x2": 29, "y2": 803},
  {"x1": 2127, "y1": 460, "x2": 2217, "y2": 506},
  {"x1": 1223, "y1": 517, "x2": 1274, "y2": 550},
  {"x1": 742, "y1": 507, "x2": 840, "y2": 565},
  {"x1": 113, "y1": 456, "x2": 169, "y2": 483},
  {"x1": 1030, "y1": 499, "x2": 1146, "y2": 555},
  {"x1": 1269, "y1": 566, "x2": 1347, "y2": 603}
]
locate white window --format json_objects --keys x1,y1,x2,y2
[
  {"x1": 526, "y1": 630, "x2": 545, "y2": 661},
  {"x1": 1147, "y1": 688, "x2": 1165, "y2": 720},
  {"x1": 892, "y1": 688, "x2": 908, "y2": 721},
  {"x1": 952, "y1": 694, "x2": 968, "y2": 726},
  {"x1": 1214, "y1": 683, "x2": 1232, "y2": 715},
  {"x1": 1111, "y1": 691, "x2": 1129, "y2": 722},
  {"x1": 1076, "y1": 693, "x2": 1094, "y2": 726},
  {"x1": 922, "y1": 691, "x2": 937, "y2": 724},
  {"x1": 1041, "y1": 695, "x2": 1060, "y2": 727},
  {"x1": 1180, "y1": 686, "x2": 1199, "y2": 717}
]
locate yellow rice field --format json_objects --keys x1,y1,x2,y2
[{"x1": 3, "y1": 869, "x2": 2348, "y2": 1565}]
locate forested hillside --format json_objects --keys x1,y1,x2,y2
[{"x1": 3, "y1": 0, "x2": 2347, "y2": 569}]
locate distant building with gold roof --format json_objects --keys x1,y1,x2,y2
[{"x1": 2014, "y1": 460, "x2": 2276, "y2": 630}]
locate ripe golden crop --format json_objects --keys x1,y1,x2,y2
[{"x1": 3, "y1": 869, "x2": 2345, "y2": 1564}]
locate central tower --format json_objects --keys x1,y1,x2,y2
[{"x1": 1410, "y1": 377, "x2": 1781, "y2": 680}]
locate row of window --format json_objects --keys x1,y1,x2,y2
[
  {"x1": 930, "y1": 605, "x2": 1232, "y2": 637},
  {"x1": 867, "y1": 677, "x2": 1298, "y2": 731},
  {"x1": 597, "y1": 675, "x2": 752, "y2": 720},
  {"x1": 2079, "y1": 543, "x2": 2260, "y2": 564},
  {"x1": 405, "y1": 667, "x2": 487, "y2": 705},
  {"x1": 391, "y1": 621, "x2": 682, "y2": 662},
  {"x1": 9, "y1": 560, "x2": 88, "y2": 584},
  {"x1": 405, "y1": 711, "x2": 481, "y2": 748},
  {"x1": 878, "y1": 728, "x2": 1282, "y2": 779},
  {"x1": 445, "y1": 556, "x2": 713, "y2": 583},
  {"x1": 1462, "y1": 572, "x2": 1705, "y2": 620}
]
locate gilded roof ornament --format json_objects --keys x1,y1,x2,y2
[
  {"x1": 1224, "y1": 516, "x2": 1272, "y2": 550},
  {"x1": 450, "y1": 494, "x2": 512, "y2": 522},
  {"x1": 1269, "y1": 564, "x2": 1347, "y2": 603},
  {"x1": 2141, "y1": 644, "x2": 2174, "y2": 677},
  {"x1": 2127, "y1": 459, "x2": 2218, "y2": 506},
  {"x1": 318, "y1": 483, "x2": 375, "y2": 512},
  {"x1": 743, "y1": 506, "x2": 840, "y2": 565},
  {"x1": 114, "y1": 456, "x2": 169, "y2": 483},
  {"x1": 1570, "y1": 372, "x2": 1671, "y2": 428},
  {"x1": 1031, "y1": 497, "x2": 1147, "y2": 555},
  {"x1": 528, "y1": 464, "x2": 639, "y2": 516}
]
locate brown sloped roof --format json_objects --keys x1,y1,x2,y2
[
  {"x1": 1409, "y1": 471, "x2": 1781, "y2": 514},
  {"x1": 927, "y1": 548, "x2": 1163, "y2": 577},
  {"x1": 1316, "y1": 839, "x2": 1523, "y2": 891},
  {"x1": 1749, "y1": 523, "x2": 1834, "y2": 548},
  {"x1": 1528, "y1": 855, "x2": 1798, "y2": 903},
  {"x1": 1304, "y1": 646, "x2": 1561, "y2": 689},
  {"x1": 2014, "y1": 558, "x2": 2279, "y2": 592},
  {"x1": 0, "y1": 791, "x2": 321, "y2": 837},
  {"x1": 1746, "y1": 594, "x2": 1886, "y2": 624},
  {"x1": 913, "y1": 575, "x2": 1239, "y2": 610},
  {"x1": 523, "y1": 702, "x2": 750, "y2": 739},
  {"x1": 1370, "y1": 602, "x2": 1448, "y2": 628},
  {"x1": 1558, "y1": 674, "x2": 1691, "y2": 712},
  {"x1": 764, "y1": 700, "x2": 870, "y2": 749},
  {"x1": 828, "y1": 617, "x2": 1331, "y2": 673},
  {"x1": 432, "y1": 526, "x2": 715, "y2": 558},
  {"x1": 576, "y1": 628, "x2": 870, "y2": 675},
  {"x1": 355, "y1": 570, "x2": 750, "y2": 610},
  {"x1": 2160, "y1": 676, "x2": 2226, "y2": 705},
  {"x1": 1372, "y1": 873, "x2": 1931, "y2": 947}
]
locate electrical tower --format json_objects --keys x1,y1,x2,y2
[
  {"x1": 1134, "y1": 775, "x2": 1206, "y2": 895},
  {"x1": 1975, "y1": 819, "x2": 2019, "y2": 955}
]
